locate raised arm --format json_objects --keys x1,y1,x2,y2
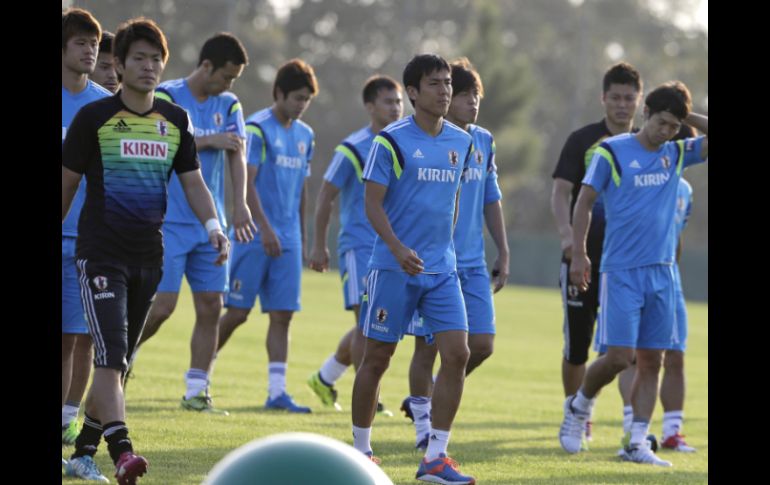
[{"x1": 684, "y1": 112, "x2": 708, "y2": 159}]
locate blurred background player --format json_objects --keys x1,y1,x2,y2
[
  {"x1": 560, "y1": 81, "x2": 707, "y2": 467},
  {"x1": 90, "y1": 31, "x2": 119, "y2": 93},
  {"x1": 550, "y1": 62, "x2": 642, "y2": 444},
  {"x1": 608, "y1": 124, "x2": 699, "y2": 453},
  {"x1": 61, "y1": 7, "x2": 111, "y2": 473},
  {"x1": 401, "y1": 58, "x2": 510, "y2": 451},
  {"x1": 307, "y1": 75, "x2": 403, "y2": 416},
  {"x1": 136, "y1": 32, "x2": 254, "y2": 416},
  {"x1": 216, "y1": 59, "x2": 318, "y2": 413},
  {"x1": 63, "y1": 17, "x2": 230, "y2": 484}
]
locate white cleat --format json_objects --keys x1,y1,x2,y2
[
  {"x1": 621, "y1": 441, "x2": 673, "y2": 467},
  {"x1": 559, "y1": 395, "x2": 589, "y2": 454}
]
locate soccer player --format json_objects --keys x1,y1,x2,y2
[
  {"x1": 216, "y1": 59, "x2": 318, "y2": 413},
  {"x1": 62, "y1": 18, "x2": 229, "y2": 484},
  {"x1": 61, "y1": 7, "x2": 111, "y2": 467},
  {"x1": 136, "y1": 32, "x2": 254, "y2": 415},
  {"x1": 559, "y1": 81, "x2": 708, "y2": 467},
  {"x1": 351, "y1": 54, "x2": 476, "y2": 484},
  {"x1": 550, "y1": 62, "x2": 642, "y2": 442},
  {"x1": 90, "y1": 31, "x2": 119, "y2": 93},
  {"x1": 400, "y1": 58, "x2": 509, "y2": 451},
  {"x1": 306, "y1": 75, "x2": 403, "y2": 415},
  {"x1": 609, "y1": 125, "x2": 699, "y2": 453}
]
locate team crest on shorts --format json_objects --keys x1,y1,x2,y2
[
  {"x1": 93, "y1": 276, "x2": 108, "y2": 291},
  {"x1": 213, "y1": 112, "x2": 223, "y2": 126},
  {"x1": 376, "y1": 308, "x2": 388, "y2": 323},
  {"x1": 232, "y1": 279, "x2": 242, "y2": 292},
  {"x1": 298, "y1": 141, "x2": 307, "y2": 155},
  {"x1": 448, "y1": 150, "x2": 459, "y2": 167},
  {"x1": 475, "y1": 150, "x2": 484, "y2": 165},
  {"x1": 661, "y1": 156, "x2": 671, "y2": 170},
  {"x1": 567, "y1": 285, "x2": 579, "y2": 299},
  {"x1": 156, "y1": 120, "x2": 168, "y2": 136}
]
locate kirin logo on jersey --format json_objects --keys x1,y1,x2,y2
[
  {"x1": 156, "y1": 120, "x2": 168, "y2": 136},
  {"x1": 121, "y1": 140, "x2": 169, "y2": 160},
  {"x1": 93, "y1": 276, "x2": 108, "y2": 291},
  {"x1": 376, "y1": 308, "x2": 388, "y2": 323},
  {"x1": 298, "y1": 141, "x2": 307, "y2": 155},
  {"x1": 475, "y1": 150, "x2": 484, "y2": 165},
  {"x1": 448, "y1": 150, "x2": 459, "y2": 167},
  {"x1": 213, "y1": 112, "x2": 223, "y2": 127},
  {"x1": 661, "y1": 156, "x2": 671, "y2": 170}
]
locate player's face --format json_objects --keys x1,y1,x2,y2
[
  {"x1": 643, "y1": 109, "x2": 683, "y2": 146},
  {"x1": 276, "y1": 87, "x2": 314, "y2": 120},
  {"x1": 447, "y1": 88, "x2": 480, "y2": 126},
  {"x1": 117, "y1": 40, "x2": 165, "y2": 95},
  {"x1": 368, "y1": 88, "x2": 404, "y2": 126},
  {"x1": 411, "y1": 69, "x2": 452, "y2": 118},
  {"x1": 602, "y1": 83, "x2": 640, "y2": 127},
  {"x1": 90, "y1": 52, "x2": 119, "y2": 93},
  {"x1": 63, "y1": 33, "x2": 99, "y2": 75},
  {"x1": 205, "y1": 61, "x2": 244, "y2": 96}
]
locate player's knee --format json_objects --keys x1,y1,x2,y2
[
  {"x1": 442, "y1": 346, "x2": 470, "y2": 370},
  {"x1": 469, "y1": 337, "x2": 494, "y2": 362},
  {"x1": 605, "y1": 352, "x2": 634, "y2": 373},
  {"x1": 663, "y1": 351, "x2": 684, "y2": 373},
  {"x1": 151, "y1": 299, "x2": 177, "y2": 323},
  {"x1": 195, "y1": 293, "x2": 224, "y2": 317}
]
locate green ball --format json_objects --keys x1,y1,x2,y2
[{"x1": 203, "y1": 432, "x2": 394, "y2": 485}]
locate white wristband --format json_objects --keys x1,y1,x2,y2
[{"x1": 205, "y1": 218, "x2": 221, "y2": 233}]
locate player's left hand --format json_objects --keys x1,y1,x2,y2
[
  {"x1": 209, "y1": 230, "x2": 230, "y2": 266},
  {"x1": 569, "y1": 253, "x2": 591, "y2": 292},
  {"x1": 490, "y1": 256, "x2": 509, "y2": 293},
  {"x1": 232, "y1": 203, "x2": 256, "y2": 243}
]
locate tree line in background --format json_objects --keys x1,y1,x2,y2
[{"x1": 70, "y1": 0, "x2": 708, "y2": 284}]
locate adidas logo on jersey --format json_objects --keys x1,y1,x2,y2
[
  {"x1": 113, "y1": 119, "x2": 131, "y2": 132},
  {"x1": 275, "y1": 138, "x2": 284, "y2": 148},
  {"x1": 629, "y1": 160, "x2": 641, "y2": 169},
  {"x1": 412, "y1": 149, "x2": 424, "y2": 158}
]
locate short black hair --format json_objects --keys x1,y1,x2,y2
[
  {"x1": 450, "y1": 57, "x2": 483, "y2": 98},
  {"x1": 114, "y1": 17, "x2": 169, "y2": 66},
  {"x1": 362, "y1": 75, "x2": 400, "y2": 104},
  {"x1": 198, "y1": 32, "x2": 248, "y2": 71},
  {"x1": 273, "y1": 58, "x2": 318, "y2": 100},
  {"x1": 403, "y1": 54, "x2": 450, "y2": 107},
  {"x1": 645, "y1": 81, "x2": 692, "y2": 120},
  {"x1": 99, "y1": 31, "x2": 114, "y2": 56},
  {"x1": 62, "y1": 7, "x2": 101, "y2": 49},
  {"x1": 603, "y1": 62, "x2": 642, "y2": 93}
]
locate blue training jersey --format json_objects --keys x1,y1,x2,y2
[
  {"x1": 62, "y1": 80, "x2": 112, "y2": 237},
  {"x1": 155, "y1": 79, "x2": 246, "y2": 227},
  {"x1": 582, "y1": 133, "x2": 706, "y2": 272},
  {"x1": 323, "y1": 126, "x2": 377, "y2": 255},
  {"x1": 246, "y1": 107, "x2": 315, "y2": 248},
  {"x1": 363, "y1": 115, "x2": 473, "y2": 273},
  {"x1": 453, "y1": 124, "x2": 503, "y2": 268}
]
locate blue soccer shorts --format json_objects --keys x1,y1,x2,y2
[
  {"x1": 62, "y1": 237, "x2": 88, "y2": 334},
  {"x1": 339, "y1": 248, "x2": 370, "y2": 310},
  {"x1": 157, "y1": 222, "x2": 228, "y2": 293}
]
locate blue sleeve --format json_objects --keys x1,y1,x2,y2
[
  {"x1": 682, "y1": 192, "x2": 693, "y2": 230},
  {"x1": 483, "y1": 136, "x2": 502, "y2": 204},
  {"x1": 245, "y1": 125, "x2": 264, "y2": 167},
  {"x1": 582, "y1": 151, "x2": 610, "y2": 194},
  {"x1": 323, "y1": 151, "x2": 352, "y2": 189},
  {"x1": 682, "y1": 136, "x2": 706, "y2": 168},
  {"x1": 226, "y1": 98, "x2": 246, "y2": 138},
  {"x1": 362, "y1": 137, "x2": 392, "y2": 187}
]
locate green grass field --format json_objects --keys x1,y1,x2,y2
[{"x1": 63, "y1": 270, "x2": 708, "y2": 484}]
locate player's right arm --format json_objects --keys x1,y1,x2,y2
[
  {"x1": 195, "y1": 132, "x2": 242, "y2": 151},
  {"x1": 246, "y1": 164, "x2": 281, "y2": 257},
  {"x1": 61, "y1": 166, "x2": 82, "y2": 222},
  {"x1": 364, "y1": 181, "x2": 423, "y2": 275},
  {"x1": 309, "y1": 181, "x2": 339, "y2": 272},
  {"x1": 684, "y1": 112, "x2": 708, "y2": 159},
  {"x1": 569, "y1": 184, "x2": 597, "y2": 291},
  {"x1": 551, "y1": 178, "x2": 575, "y2": 260}
]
